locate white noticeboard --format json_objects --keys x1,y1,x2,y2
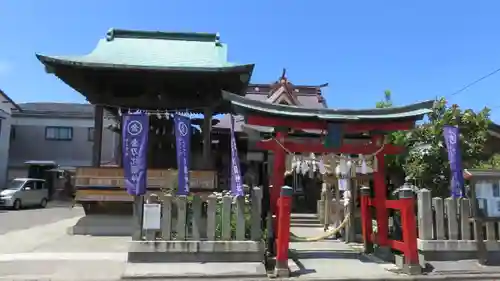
[{"x1": 142, "y1": 203, "x2": 162, "y2": 230}]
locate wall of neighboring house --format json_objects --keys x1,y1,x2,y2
[
  {"x1": 8, "y1": 111, "x2": 117, "y2": 179},
  {"x1": 0, "y1": 98, "x2": 14, "y2": 186}
]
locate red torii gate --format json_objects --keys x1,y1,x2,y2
[{"x1": 222, "y1": 90, "x2": 434, "y2": 275}]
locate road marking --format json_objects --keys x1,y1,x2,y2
[{"x1": 0, "y1": 252, "x2": 127, "y2": 261}]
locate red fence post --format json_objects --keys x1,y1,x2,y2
[
  {"x1": 275, "y1": 185, "x2": 293, "y2": 277},
  {"x1": 399, "y1": 187, "x2": 421, "y2": 275},
  {"x1": 360, "y1": 186, "x2": 374, "y2": 253}
]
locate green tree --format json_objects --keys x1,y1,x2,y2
[
  {"x1": 404, "y1": 98, "x2": 494, "y2": 196},
  {"x1": 376, "y1": 90, "x2": 407, "y2": 187},
  {"x1": 377, "y1": 92, "x2": 498, "y2": 196}
]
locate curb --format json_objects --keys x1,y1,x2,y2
[{"x1": 121, "y1": 273, "x2": 268, "y2": 280}]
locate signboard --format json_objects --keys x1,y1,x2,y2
[
  {"x1": 75, "y1": 168, "x2": 217, "y2": 191},
  {"x1": 475, "y1": 180, "x2": 500, "y2": 218},
  {"x1": 143, "y1": 203, "x2": 161, "y2": 230}
]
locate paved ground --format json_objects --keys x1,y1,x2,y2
[
  {"x1": 0, "y1": 201, "x2": 82, "y2": 234},
  {"x1": 288, "y1": 227, "x2": 402, "y2": 280},
  {"x1": 1, "y1": 208, "x2": 500, "y2": 280}
]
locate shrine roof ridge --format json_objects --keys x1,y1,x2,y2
[
  {"x1": 222, "y1": 90, "x2": 434, "y2": 121},
  {"x1": 105, "y1": 29, "x2": 220, "y2": 43}
]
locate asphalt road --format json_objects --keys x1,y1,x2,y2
[{"x1": 0, "y1": 202, "x2": 84, "y2": 234}]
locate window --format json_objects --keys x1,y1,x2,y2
[
  {"x1": 33, "y1": 180, "x2": 45, "y2": 190},
  {"x1": 23, "y1": 181, "x2": 34, "y2": 190},
  {"x1": 45, "y1": 126, "x2": 73, "y2": 141},
  {"x1": 10, "y1": 125, "x2": 15, "y2": 140},
  {"x1": 88, "y1": 127, "x2": 94, "y2": 141}
]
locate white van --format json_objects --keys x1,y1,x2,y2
[{"x1": 0, "y1": 178, "x2": 49, "y2": 210}]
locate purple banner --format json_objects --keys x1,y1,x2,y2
[
  {"x1": 230, "y1": 115, "x2": 244, "y2": 197},
  {"x1": 443, "y1": 125, "x2": 465, "y2": 198},
  {"x1": 174, "y1": 114, "x2": 191, "y2": 195},
  {"x1": 122, "y1": 113, "x2": 149, "y2": 196}
]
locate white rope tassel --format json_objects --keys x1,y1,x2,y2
[
  {"x1": 318, "y1": 158, "x2": 327, "y2": 175},
  {"x1": 295, "y1": 157, "x2": 301, "y2": 174},
  {"x1": 360, "y1": 154, "x2": 368, "y2": 174},
  {"x1": 349, "y1": 157, "x2": 357, "y2": 177},
  {"x1": 291, "y1": 155, "x2": 297, "y2": 170},
  {"x1": 339, "y1": 156, "x2": 347, "y2": 176},
  {"x1": 301, "y1": 159, "x2": 309, "y2": 176}
]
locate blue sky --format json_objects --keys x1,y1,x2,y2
[{"x1": 1, "y1": 0, "x2": 499, "y2": 121}]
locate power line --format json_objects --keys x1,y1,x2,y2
[{"x1": 447, "y1": 67, "x2": 500, "y2": 98}]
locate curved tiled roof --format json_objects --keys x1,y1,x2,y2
[
  {"x1": 222, "y1": 90, "x2": 434, "y2": 122},
  {"x1": 36, "y1": 28, "x2": 254, "y2": 73}
]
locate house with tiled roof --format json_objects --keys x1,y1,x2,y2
[
  {"x1": 0, "y1": 88, "x2": 22, "y2": 185},
  {"x1": 7, "y1": 103, "x2": 117, "y2": 179}
]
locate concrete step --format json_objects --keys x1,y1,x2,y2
[
  {"x1": 290, "y1": 213, "x2": 319, "y2": 220},
  {"x1": 290, "y1": 223, "x2": 324, "y2": 228},
  {"x1": 290, "y1": 213, "x2": 322, "y2": 227},
  {"x1": 290, "y1": 218, "x2": 321, "y2": 224}
]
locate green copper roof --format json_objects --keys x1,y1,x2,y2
[
  {"x1": 222, "y1": 90, "x2": 434, "y2": 121},
  {"x1": 36, "y1": 28, "x2": 254, "y2": 72}
]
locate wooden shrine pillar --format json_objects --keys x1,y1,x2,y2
[
  {"x1": 373, "y1": 135, "x2": 389, "y2": 246},
  {"x1": 202, "y1": 107, "x2": 213, "y2": 169},
  {"x1": 116, "y1": 131, "x2": 122, "y2": 167},
  {"x1": 92, "y1": 105, "x2": 104, "y2": 167}
]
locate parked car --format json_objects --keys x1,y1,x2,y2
[{"x1": 0, "y1": 178, "x2": 49, "y2": 210}]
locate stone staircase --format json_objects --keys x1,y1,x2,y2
[{"x1": 290, "y1": 213, "x2": 323, "y2": 228}]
